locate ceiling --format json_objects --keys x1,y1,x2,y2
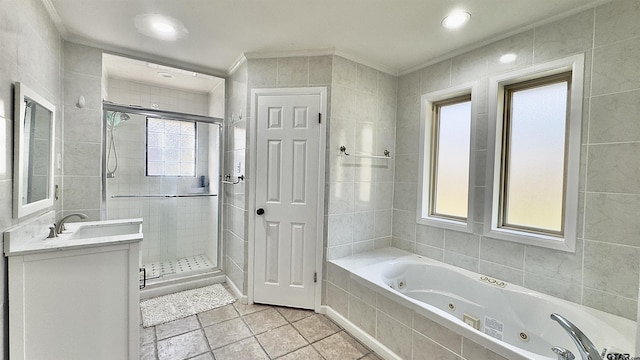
[
  {"x1": 48, "y1": 0, "x2": 607, "y2": 77},
  {"x1": 103, "y1": 54, "x2": 225, "y2": 93}
]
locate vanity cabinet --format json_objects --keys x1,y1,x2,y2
[{"x1": 5, "y1": 216, "x2": 142, "y2": 360}]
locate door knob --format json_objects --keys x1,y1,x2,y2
[{"x1": 256, "y1": 208, "x2": 265, "y2": 215}]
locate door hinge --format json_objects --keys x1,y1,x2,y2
[
  {"x1": 318, "y1": 113, "x2": 321, "y2": 124},
  {"x1": 314, "y1": 272, "x2": 317, "y2": 283}
]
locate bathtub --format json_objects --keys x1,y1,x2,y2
[{"x1": 330, "y1": 248, "x2": 636, "y2": 360}]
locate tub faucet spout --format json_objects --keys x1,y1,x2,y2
[
  {"x1": 55, "y1": 213, "x2": 88, "y2": 235},
  {"x1": 550, "y1": 313, "x2": 601, "y2": 360}
]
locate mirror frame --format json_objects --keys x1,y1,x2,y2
[{"x1": 13, "y1": 82, "x2": 56, "y2": 219}]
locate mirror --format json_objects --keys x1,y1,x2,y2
[{"x1": 13, "y1": 82, "x2": 55, "y2": 218}]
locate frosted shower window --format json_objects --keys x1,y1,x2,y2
[
  {"x1": 429, "y1": 96, "x2": 471, "y2": 221},
  {"x1": 500, "y1": 73, "x2": 570, "y2": 234},
  {"x1": 146, "y1": 118, "x2": 196, "y2": 176}
]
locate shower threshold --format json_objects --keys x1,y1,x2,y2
[{"x1": 140, "y1": 254, "x2": 225, "y2": 299}]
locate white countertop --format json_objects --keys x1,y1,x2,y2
[{"x1": 4, "y1": 218, "x2": 143, "y2": 256}]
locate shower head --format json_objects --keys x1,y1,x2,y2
[{"x1": 107, "y1": 111, "x2": 130, "y2": 129}]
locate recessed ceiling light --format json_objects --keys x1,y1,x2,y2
[
  {"x1": 499, "y1": 53, "x2": 518, "y2": 63},
  {"x1": 442, "y1": 11, "x2": 471, "y2": 29},
  {"x1": 151, "y1": 21, "x2": 176, "y2": 35},
  {"x1": 158, "y1": 71, "x2": 175, "y2": 79},
  {"x1": 135, "y1": 14, "x2": 188, "y2": 41}
]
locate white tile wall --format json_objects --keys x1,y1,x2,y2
[
  {"x1": 392, "y1": 0, "x2": 640, "y2": 321},
  {"x1": 222, "y1": 61, "x2": 248, "y2": 293},
  {"x1": 326, "y1": 56, "x2": 397, "y2": 260},
  {"x1": 19, "y1": 1, "x2": 635, "y2": 358},
  {"x1": 107, "y1": 78, "x2": 209, "y2": 116},
  {"x1": 0, "y1": 0, "x2": 63, "y2": 357}
]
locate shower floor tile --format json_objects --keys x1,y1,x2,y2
[{"x1": 142, "y1": 254, "x2": 215, "y2": 280}]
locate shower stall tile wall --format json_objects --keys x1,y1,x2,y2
[
  {"x1": 107, "y1": 78, "x2": 210, "y2": 116},
  {"x1": 223, "y1": 60, "x2": 248, "y2": 294}
]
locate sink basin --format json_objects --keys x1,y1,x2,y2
[
  {"x1": 3, "y1": 215, "x2": 143, "y2": 256},
  {"x1": 67, "y1": 222, "x2": 141, "y2": 240}
]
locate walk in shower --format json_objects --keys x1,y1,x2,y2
[{"x1": 102, "y1": 102, "x2": 223, "y2": 289}]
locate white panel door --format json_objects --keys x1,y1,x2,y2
[{"x1": 254, "y1": 92, "x2": 322, "y2": 309}]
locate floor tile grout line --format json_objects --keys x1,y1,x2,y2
[
  {"x1": 143, "y1": 301, "x2": 379, "y2": 360},
  {"x1": 195, "y1": 312, "x2": 214, "y2": 355},
  {"x1": 248, "y1": 305, "x2": 336, "y2": 359},
  {"x1": 271, "y1": 306, "x2": 327, "y2": 359},
  {"x1": 197, "y1": 303, "x2": 248, "y2": 352},
  {"x1": 210, "y1": 333, "x2": 255, "y2": 353},
  {"x1": 205, "y1": 311, "x2": 254, "y2": 352},
  {"x1": 236, "y1": 305, "x2": 275, "y2": 358},
  {"x1": 276, "y1": 308, "x2": 375, "y2": 358},
  {"x1": 153, "y1": 326, "x2": 160, "y2": 360}
]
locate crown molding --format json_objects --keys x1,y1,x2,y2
[
  {"x1": 41, "y1": 0, "x2": 67, "y2": 37},
  {"x1": 333, "y1": 49, "x2": 399, "y2": 76},
  {"x1": 399, "y1": 0, "x2": 613, "y2": 76},
  {"x1": 242, "y1": 48, "x2": 399, "y2": 76},
  {"x1": 227, "y1": 54, "x2": 247, "y2": 76},
  {"x1": 244, "y1": 48, "x2": 336, "y2": 60}
]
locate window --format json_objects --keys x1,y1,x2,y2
[
  {"x1": 418, "y1": 84, "x2": 476, "y2": 232},
  {"x1": 500, "y1": 73, "x2": 570, "y2": 235},
  {"x1": 146, "y1": 118, "x2": 196, "y2": 176},
  {"x1": 430, "y1": 95, "x2": 472, "y2": 220},
  {"x1": 486, "y1": 54, "x2": 584, "y2": 252}
]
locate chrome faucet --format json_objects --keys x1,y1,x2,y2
[
  {"x1": 550, "y1": 313, "x2": 601, "y2": 360},
  {"x1": 55, "y1": 213, "x2": 88, "y2": 235},
  {"x1": 553, "y1": 346, "x2": 576, "y2": 360}
]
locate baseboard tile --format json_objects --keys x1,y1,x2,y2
[
  {"x1": 225, "y1": 276, "x2": 248, "y2": 304},
  {"x1": 321, "y1": 305, "x2": 402, "y2": 360}
]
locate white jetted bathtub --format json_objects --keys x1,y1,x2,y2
[{"x1": 331, "y1": 248, "x2": 636, "y2": 360}]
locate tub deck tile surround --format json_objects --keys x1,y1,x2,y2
[
  {"x1": 327, "y1": 247, "x2": 636, "y2": 360},
  {"x1": 141, "y1": 301, "x2": 382, "y2": 360},
  {"x1": 330, "y1": 246, "x2": 409, "y2": 270}
]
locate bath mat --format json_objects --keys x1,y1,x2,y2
[{"x1": 140, "y1": 284, "x2": 236, "y2": 327}]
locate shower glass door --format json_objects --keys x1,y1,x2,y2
[{"x1": 103, "y1": 110, "x2": 221, "y2": 282}]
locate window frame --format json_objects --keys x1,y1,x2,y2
[
  {"x1": 430, "y1": 94, "x2": 473, "y2": 222},
  {"x1": 500, "y1": 73, "x2": 571, "y2": 236},
  {"x1": 145, "y1": 117, "x2": 198, "y2": 177},
  {"x1": 417, "y1": 83, "x2": 477, "y2": 233},
  {"x1": 485, "y1": 54, "x2": 584, "y2": 252}
]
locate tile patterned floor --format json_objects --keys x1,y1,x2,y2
[
  {"x1": 140, "y1": 301, "x2": 382, "y2": 360},
  {"x1": 143, "y1": 255, "x2": 215, "y2": 279}
]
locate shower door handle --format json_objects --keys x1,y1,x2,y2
[
  {"x1": 139, "y1": 268, "x2": 146, "y2": 289},
  {"x1": 256, "y1": 208, "x2": 265, "y2": 216}
]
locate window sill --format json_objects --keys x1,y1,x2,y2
[
  {"x1": 417, "y1": 216, "x2": 472, "y2": 233},
  {"x1": 484, "y1": 227, "x2": 575, "y2": 252}
]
